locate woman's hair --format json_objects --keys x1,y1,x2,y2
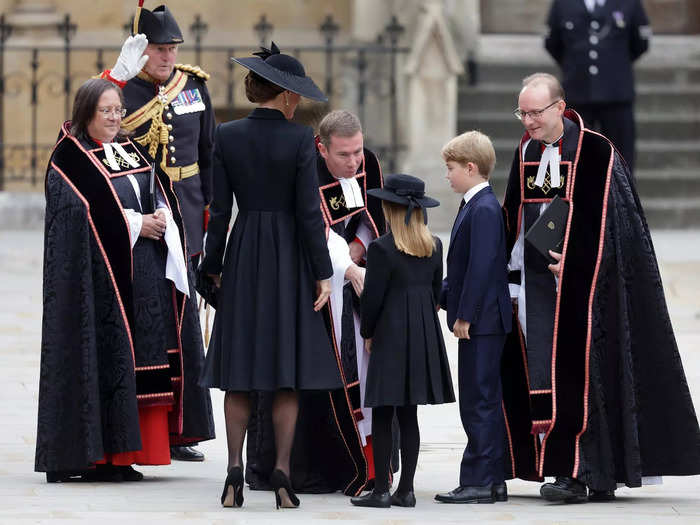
[
  {"x1": 244, "y1": 71, "x2": 285, "y2": 103},
  {"x1": 382, "y1": 200, "x2": 435, "y2": 258},
  {"x1": 70, "y1": 78, "x2": 124, "y2": 139}
]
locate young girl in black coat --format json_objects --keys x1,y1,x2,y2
[{"x1": 351, "y1": 174, "x2": 455, "y2": 508}]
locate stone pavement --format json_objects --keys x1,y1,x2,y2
[{"x1": 1, "y1": 230, "x2": 700, "y2": 524}]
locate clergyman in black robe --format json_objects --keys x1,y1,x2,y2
[{"x1": 501, "y1": 73, "x2": 700, "y2": 502}]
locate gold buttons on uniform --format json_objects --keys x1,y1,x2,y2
[
  {"x1": 169, "y1": 135, "x2": 174, "y2": 142},
  {"x1": 170, "y1": 157, "x2": 176, "y2": 164},
  {"x1": 166, "y1": 112, "x2": 173, "y2": 119},
  {"x1": 169, "y1": 146, "x2": 176, "y2": 153},
  {"x1": 167, "y1": 124, "x2": 173, "y2": 131}
]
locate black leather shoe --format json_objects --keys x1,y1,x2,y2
[
  {"x1": 118, "y1": 466, "x2": 144, "y2": 481},
  {"x1": 391, "y1": 490, "x2": 416, "y2": 507},
  {"x1": 435, "y1": 485, "x2": 494, "y2": 504},
  {"x1": 46, "y1": 471, "x2": 84, "y2": 483},
  {"x1": 351, "y1": 490, "x2": 391, "y2": 508},
  {"x1": 170, "y1": 445, "x2": 205, "y2": 462},
  {"x1": 588, "y1": 489, "x2": 615, "y2": 502},
  {"x1": 82, "y1": 464, "x2": 123, "y2": 482},
  {"x1": 493, "y1": 482, "x2": 508, "y2": 502},
  {"x1": 540, "y1": 477, "x2": 587, "y2": 503}
]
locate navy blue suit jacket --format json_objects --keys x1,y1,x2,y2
[{"x1": 441, "y1": 186, "x2": 511, "y2": 336}]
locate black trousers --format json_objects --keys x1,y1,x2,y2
[
  {"x1": 572, "y1": 102, "x2": 636, "y2": 173},
  {"x1": 458, "y1": 335, "x2": 506, "y2": 487}
]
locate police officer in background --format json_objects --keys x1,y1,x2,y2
[
  {"x1": 100, "y1": 3, "x2": 215, "y2": 463},
  {"x1": 544, "y1": 0, "x2": 651, "y2": 173}
]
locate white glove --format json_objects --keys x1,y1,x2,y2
[{"x1": 110, "y1": 34, "x2": 149, "y2": 82}]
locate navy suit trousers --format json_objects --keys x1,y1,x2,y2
[{"x1": 458, "y1": 334, "x2": 506, "y2": 487}]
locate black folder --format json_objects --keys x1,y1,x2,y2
[{"x1": 524, "y1": 195, "x2": 570, "y2": 264}]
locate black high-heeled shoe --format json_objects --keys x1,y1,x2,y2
[
  {"x1": 221, "y1": 466, "x2": 244, "y2": 508},
  {"x1": 269, "y1": 469, "x2": 300, "y2": 509}
]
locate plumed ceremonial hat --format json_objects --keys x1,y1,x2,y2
[
  {"x1": 231, "y1": 42, "x2": 327, "y2": 102},
  {"x1": 367, "y1": 174, "x2": 440, "y2": 225},
  {"x1": 134, "y1": 4, "x2": 184, "y2": 45}
]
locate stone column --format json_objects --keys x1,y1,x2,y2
[{"x1": 401, "y1": 0, "x2": 463, "y2": 232}]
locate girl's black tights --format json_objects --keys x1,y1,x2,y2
[{"x1": 372, "y1": 405, "x2": 419, "y2": 494}]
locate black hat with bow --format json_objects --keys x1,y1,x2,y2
[
  {"x1": 231, "y1": 42, "x2": 327, "y2": 102},
  {"x1": 367, "y1": 174, "x2": 440, "y2": 225},
  {"x1": 133, "y1": 4, "x2": 184, "y2": 45}
]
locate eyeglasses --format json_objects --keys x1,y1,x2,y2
[
  {"x1": 97, "y1": 106, "x2": 127, "y2": 118},
  {"x1": 513, "y1": 100, "x2": 561, "y2": 121}
]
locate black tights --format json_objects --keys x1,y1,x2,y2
[
  {"x1": 372, "y1": 405, "x2": 419, "y2": 494},
  {"x1": 223, "y1": 390, "x2": 298, "y2": 475}
]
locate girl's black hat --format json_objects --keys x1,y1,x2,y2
[
  {"x1": 367, "y1": 174, "x2": 439, "y2": 225},
  {"x1": 231, "y1": 42, "x2": 327, "y2": 102}
]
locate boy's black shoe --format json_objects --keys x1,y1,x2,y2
[{"x1": 493, "y1": 482, "x2": 508, "y2": 502}]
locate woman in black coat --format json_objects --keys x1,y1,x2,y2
[
  {"x1": 351, "y1": 174, "x2": 455, "y2": 508},
  {"x1": 199, "y1": 43, "x2": 339, "y2": 509}
]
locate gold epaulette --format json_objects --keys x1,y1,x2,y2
[{"x1": 175, "y1": 64, "x2": 210, "y2": 81}]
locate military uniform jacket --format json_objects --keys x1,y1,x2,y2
[
  {"x1": 116, "y1": 65, "x2": 215, "y2": 256},
  {"x1": 545, "y1": 0, "x2": 651, "y2": 104}
]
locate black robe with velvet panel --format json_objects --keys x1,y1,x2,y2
[
  {"x1": 35, "y1": 122, "x2": 214, "y2": 474},
  {"x1": 500, "y1": 109, "x2": 700, "y2": 491}
]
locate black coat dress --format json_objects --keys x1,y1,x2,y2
[
  {"x1": 360, "y1": 233, "x2": 455, "y2": 407},
  {"x1": 200, "y1": 108, "x2": 340, "y2": 391}
]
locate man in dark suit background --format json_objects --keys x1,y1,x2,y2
[
  {"x1": 545, "y1": 0, "x2": 651, "y2": 173},
  {"x1": 435, "y1": 131, "x2": 512, "y2": 504}
]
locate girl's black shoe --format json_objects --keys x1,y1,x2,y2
[
  {"x1": 270, "y1": 469, "x2": 300, "y2": 509},
  {"x1": 350, "y1": 489, "x2": 391, "y2": 508},
  {"x1": 391, "y1": 490, "x2": 416, "y2": 507},
  {"x1": 221, "y1": 466, "x2": 244, "y2": 507}
]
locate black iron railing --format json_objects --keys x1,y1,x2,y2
[{"x1": 0, "y1": 13, "x2": 408, "y2": 190}]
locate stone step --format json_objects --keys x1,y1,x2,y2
[
  {"x1": 458, "y1": 84, "x2": 700, "y2": 115},
  {"x1": 470, "y1": 63, "x2": 700, "y2": 87},
  {"x1": 458, "y1": 112, "x2": 700, "y2": 142},
  {"x1": 641, "y1": 198, "x2": 700, "y2": 229}
]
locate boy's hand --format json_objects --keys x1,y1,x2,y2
[
  {"x1": 365, "y1": 338, "x2": 372, "y2": 353},
  {"x1": 454, "y1": 319, "x2": 471, "y2": 340}
]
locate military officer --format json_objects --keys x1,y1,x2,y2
[
  {"x1": 100, "y1": 3, "x2": 215, "y2": 463},
  {"x1": 544, "y1": 0, "x2": 651, "y2": 173}
]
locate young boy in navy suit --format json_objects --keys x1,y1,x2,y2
[{"x1": 435, "y1": 131, "x2": 512, "y2": 504}]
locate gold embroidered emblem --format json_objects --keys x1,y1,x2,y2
[
  {"x1": 102, "y1": 152, "x2": 141, "y2": 170},
  {"x1": 547, "y1": 221, "x2": 555, "y2": 230},
  {"x1": 526, "y1": 170, "x2": 566, "y2": 195},
  {"x1": 329, "y1": 195, "x2": 347, "y2": 211}
]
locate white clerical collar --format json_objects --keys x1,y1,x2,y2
[
  {"x1": 463, "y1": 180, "x2": 490, "y2": 207},
  {"x1": 535, "y1": 132, "x2": 564, "y2": 189},
  {"x1": 334, "y1": 174, "x2": 364, "y2": 209},
  {"x1": 584, "y1": 0, "x2": 605, "y2": 13}
]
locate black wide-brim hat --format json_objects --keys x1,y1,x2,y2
[
  {"x1": 231, "y1": 42, "x2": 327, "y2": 102},
  {"x1": 135, "y1": 5, "x2": 183, "y2": 45},
  {"x1": 368, "y1": 174, "x2": 439, "y2": 225}
]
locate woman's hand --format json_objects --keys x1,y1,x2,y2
[
  {"x1": 364, "y1": 338, "x2": 372, "y2": 354},
  {"x1": 314, "y1": 279, "x2": 332, "y2": 311},
  {"x1": 140, "y1": 212, "x2": 166, "y2": 240}
]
